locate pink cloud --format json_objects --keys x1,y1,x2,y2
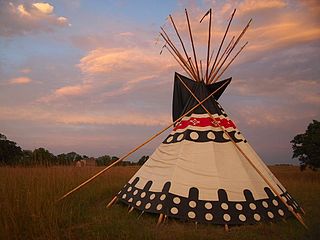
[
  {"x1": 78, "y1": 47, "x2": 172, "y2": 75},
  {"x1": 237, "y1": 0, "x2": 287, "y2": 14},
  {"x1": 0, "y1": 1, "x2": 70, "y2": 37},
  {"x1": 55, "y1": 85, "x2": 90, "y2": 96},
  {"x1": 8, "y1": 77, "x2": 32, "y2": 85},
  {"x1": 0, "y1": 106, "x2": 170, "y2": 127},
  {"x1": 38, "y1": 84, "x2": 91, "y2": 103}
]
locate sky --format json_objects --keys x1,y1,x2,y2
[{"x1": 0, "y1": 0, "x2": 319, "y2": 165}]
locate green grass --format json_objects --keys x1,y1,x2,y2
[{"x1": 0, "y1": 165, "x2": 319, "y2": 240}]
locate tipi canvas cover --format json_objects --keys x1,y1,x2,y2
[{"x1": 116, "y1": 73, "x2": 303, "y2": 225}]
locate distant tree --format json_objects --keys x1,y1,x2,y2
[
  {"x1": 291, "y1": 120, "x2": 320, "y2": 171},
  {"x1": 96, "y1": 155, "x2": 112, "y2": 166},
  {"x1": 22, "y1": 150, "x2": 33, "y2": 166},
  {"x1": 0, "y1": 133, "x2": 7, "y2": 141},
  {"x1": 0, "y1": 133, "x2": 23, "y2": 165},
  {"x1": 137, "y1": 155, "x2": 149, "y2": 166},
  {"x1": 57, "y1": 152, "x2": 83, "y2": 165},
  {"x1": 32, "y1": 148, "x2": 56, "y2": 166},
  {"x1": 111, "y1": 156, "x2": 119, "y2": 161}
]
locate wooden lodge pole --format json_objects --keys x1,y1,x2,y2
[
  {"x1": 199, "y1": 9, "x2": 212, "y2": 82},
  {"x1": 208, "y1": 9, "x2": 236, "y2": 80},
  {"x1": 210, "y1": 36, "x2": 234, "y2": 78},
  {"x1": 208, "y1": 18, "x2": 252, "y2": 83},
  {"x1": 185, "y1": 9, "x2": 200, "y2": 81},
  {"x1": 211, "y1": 41, "x2": 248, "y2": 83},
  {"x1": 168, "y1": 15, "x2": 199, "y2": 81},
  {"x1": 57, "y1": 81, "x2": 230, "y2": 202}
]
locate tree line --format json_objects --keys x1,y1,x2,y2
[{"x1": 0, "y1": 133, "x2": 148, "y2": 167}]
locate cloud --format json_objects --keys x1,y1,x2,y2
[
  {"x1": 32, "y1": 2, "x2": 54, "y2": 14},
  {"x1": 0, "y1": 105, "x2": 170, "y2": 127},
  {"x1": 0, "y1": 1, "x2": 70, "y2": 37},
  {"x1": 237, "y1": 0, "x2": 287, "y2": 14},
  {"x1": 38, "y1": 84, "x2": 92, "y2": 102},
  {"x1": 55, "y1": 84, "x2": 90, "y2": 97},
  {"x1": 119, "y1": 32, "x2": 135, "y2": 37},
  {"x1": 78, "y1": 47, "x2": 171, "y2": 75},
  {"x1": 8, "y1": 77, "x2": 32, "y2": 85},
  {"x1": 20, "y1": 68, "x2": 32, "y2": 74},
  {"x1": 40, "y1": 46, "x2": 174, "y2": 102},
  {"x1": 167, "y1": 0, "x2": 320, "y2": 67}
]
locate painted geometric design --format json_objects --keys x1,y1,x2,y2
[
  {"x1": 117, "y1": 177, "x2": 303, "y2": 225},
  {"x1": 163, "y1": 129, "x2": 247, "y2": 144}
]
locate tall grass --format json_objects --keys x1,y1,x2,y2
[{"x1": 0, "y1": 166, "x2": 319, "y2": 240}]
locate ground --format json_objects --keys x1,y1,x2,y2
[{"x1": 0, "y1": 165, "x2": 319, "y2": 240}]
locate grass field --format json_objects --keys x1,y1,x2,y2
[{"x1": 0, "y1": 165, "x2": 319, "y2": 240}]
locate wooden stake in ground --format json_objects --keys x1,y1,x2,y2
[
  {"x1": 58, "y1": 81, "x2": 230, "y2": 202},
  {"x1": 157, "y1": 213, "x2": 165, "y2": 226}
]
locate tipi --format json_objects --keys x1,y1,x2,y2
[
  {"x1": 59, "y1": 8, "x2": 306, "y2": 228},
  {"x1": 111, "y1": 9, "x2": 305, "y2": 226},
  {"x1": 114, "y1": 71, "x2": 304, "y2": 225}
]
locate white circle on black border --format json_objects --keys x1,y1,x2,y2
[
  {"x1": 171, "y1": 207, "x2": 178, "y2": 214},
  {"x1": 239, "y1": 214, "x2": 246, "y2": 222},
  {"x1": 254, "y1": 214, "x2": 261, "y2": 221},
  {"x1": 221, "y1": 203, "x2": 228, "y2": 210},
  {"x1": 188, "y1": 211, "x2": 196, "y2": 219},
  {"x1": 267, "y1": 211, "x2": 274, "y2": 219},
  {"x1": 150, "y1": 193, "x2": 156, "y2": 200},
  {"x1": 207, "y1": 132, "x2": 215, "y2": 140},
  {"x1": 173, "y1": 197, "x2": 181, "y2": 204},
  {"x1": 205, "y1": 202, "x2": 212, "y2": 210},
  {"x1": 190, "y1": 132, "x2": 199, "y2": 140},
  {"x1": 223, "y1": 214, "x2": 231, "y2": 221},
  {"x1": 235, "y1": 203, "x2": 243, "y2": 210},
  {"x1": 160, "y1": 194, "x2": 166, "y2": 201},
  {"x1": 177, "y1": 134, "x2": 184, "y2": 141},
  {"x1": 189, "y1": 201, "x2": 197, "y2": 208},
  {"x1": 166, "y1": 136, "x2": 173, "y2": 143},
  {"x1": 205, "y1": 213, "x2": 213, "y2": 221},
  {"x1": 262, "y1": 201, "x2": 268, "y2": 208},
  {"x1": 222, "y1": 132, "x2": 229, "y2": 140},
  {"x1": 249, "y1": 203, "x2": 257, "y2": 210},
  {"x1": 272, "y1": 199, "x2": 279, "y2": 206},
  {"x1": 278, "y1": 209, "x2": 284, "y2": 216},
  {"x1": 140, "y1": 192, "x2": 146, "y2": 198}
]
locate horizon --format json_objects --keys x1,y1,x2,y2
[{"x1": 1, "y1": 0, "x2": 319, "y2": 165}]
